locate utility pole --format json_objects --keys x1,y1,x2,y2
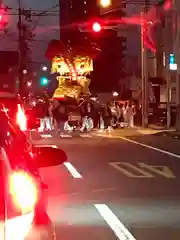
[
  {"x1": 18, "y1": 0, "x2": 23, "y2": 96},
  {"x1": 17, "y1": 1, "x2": 32, "y2": 97},
  {"x1": 141, "y1": 0, "x2": 149, "y2": 128},
  {"x1": 174, "y1": 0, "x2": 180, "y2": 131}
]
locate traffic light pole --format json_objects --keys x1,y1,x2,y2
[
  {"x1": 164, "y1": 15, "x2": 171, "y2": 128},
  {"x1": 141, "y1": 12, "x2": 148, "y2": 128},
  {"x1": 174, "y1": 0, "x2": 180, "y2": 131}
]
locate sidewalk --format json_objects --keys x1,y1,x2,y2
[
  {"x1": 92, "y1": 125, "x2": 177, "y2": 138},
  {"x1": 135, "y1": 125, "x2": 175, "y2": 135},
  {"x1": 145, "y1": 125, "x2": 180, "y2": 139}
]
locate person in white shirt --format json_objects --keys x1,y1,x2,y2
[{"x1": 126, "y1": 103, "x2": 135, "y2": 128}]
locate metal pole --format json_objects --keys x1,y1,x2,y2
[
  {"x1": 18, "y1": 0, "x2": 23, "y2": 96},
  {"x1": 141, "y1": 12, "x2": 148, "y2": 128},
  {"x1": 175, "y1": 3, "x2": 180, "y2": 130},
  {"x1": 166, "y1": 63, "x2": 171, "y2": 128},
  {"x1": 164, "y1": 15, "x2": 171, "y2": 128}
]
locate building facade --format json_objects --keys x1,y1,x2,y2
[{"x1": 125, "y1": 0, "x2": 160, "y2": 74}]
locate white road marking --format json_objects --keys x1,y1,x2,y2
[
  {"x1": 60, "y1": 134, "x2": 72, "y2": 138},
  {"x1": 95, "y1": 204, "x2": 136, "y2": 240},
  {"x1": 92, "y1": 187, "x2": 116, "y2": 193},
  {"x1": 80, "y1": 134, "x2": 92, "y2": 138},
  {"x1": 34, "y1": 144, "x2": 58, "y2": 148},
  {"x1": 64, "y1": 162, "x2": 82, "y2": 178},
  {"x1": 119, "y1": 136, "x2": 180, "y2": 159},
  {"x1": 40, "y1": 134, "x2": 52, "y2": 138}
]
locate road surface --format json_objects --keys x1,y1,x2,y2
[{"x1": 31, "y1": 129, "x2": 180, "y2": 240}]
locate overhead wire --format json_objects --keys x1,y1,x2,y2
[{"x1": 0, "y1": 1, "x2": 161, "y2": 54}]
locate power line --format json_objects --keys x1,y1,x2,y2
[{"x1": 3, "y1": 13, "x2": 59, "y2": 16}]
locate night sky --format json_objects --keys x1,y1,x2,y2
[
  {"x1": 0, "y1": 1, "x2": 159, "y2": 72},
  {"x1": 1, "y1": 0, "x2": 59, "y2": 65}
]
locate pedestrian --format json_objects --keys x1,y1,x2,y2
[
  {"x1": 52, "y1": 101, "x2": 68, "y2": 135},
  {"x1": 80, "y1": 101, "x2": 93, "y2": 132},
  {"x1": 48, "y1": 101, "x2": 54, "y2": 130},
  {"x1": 102, "y1": 103, "x2": 112, "y2": 131},
  {"x1": 35, "y1": 99, "x2": 50, "y2": 132},
  {"x1": 123, "y1": 102, "x2": 128, "y2": 127},
  {"x1": 126, "y1": 103, "x2": 135, "y2": 128}
]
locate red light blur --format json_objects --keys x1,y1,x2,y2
[
  {"x1": 9, "y1": 171, "x2": 38, "y2": 214},
  {"x1": 16, "y1": 104, "x2": 27, "y2": 131},
  {"x1": 92, "y1": 22, "x2": 101, "y2": 32}
]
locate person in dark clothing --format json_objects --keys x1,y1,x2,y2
[
  {"x1": 102, "y1": 103, "x2": 112, "y2": 130},
  {"x1": 52, "y1": 102, "x2": 68, "y2": 134},
  {"x1": 33, "y1": 100, "x2": 51, "y2": 131},
  {"x1": 92, "y1": 102, "x2": 101, "y2": 129}
]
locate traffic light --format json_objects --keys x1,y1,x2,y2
[
  {"x1": 169, "y1": 53, "x2": 175, "y2": 64},
  {"x1": 169, "y1": 53, "x2": 177, "y2": 70},
  {"x1": 40, "y1": 77, "x2": 49, "y2": 86},
  {"x1": 92, "y1": 22, "x2": 101, "y2": 32},
  {"x1": 0, "y1": 14, "x2": 8, "y2": 27}
]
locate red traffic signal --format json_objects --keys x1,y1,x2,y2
[
  {"x1": 92, "y1": 22, "x2": 101, "y2": 32},
  {"x1": 0, "y1": 14, "x2": 8, "y2": 27}
]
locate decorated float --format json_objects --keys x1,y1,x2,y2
[{"x1": 45, "y1": 40, "x2": 101, "y2": 103}]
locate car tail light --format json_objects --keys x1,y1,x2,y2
[
  {"x1": 9, "y1": 171, "x2": 38, "y2": 214},
  {"x1": 16, "y1": 104, "x2": 27, "y2": 131},
  {"x1": 36, "y1": 119, "x2": 40, "y2": 125}
]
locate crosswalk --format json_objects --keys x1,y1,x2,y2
[{"x1": 40, "y1": 132, "x2": 93, "y2": 139}]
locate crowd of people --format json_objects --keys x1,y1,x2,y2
[{"x1": 32, "y1": 98, "x2": 136, "y2": 133}]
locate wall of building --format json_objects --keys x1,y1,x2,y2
[{"x1": 125, "y1": 1, "x2": 161, "y2": 76}]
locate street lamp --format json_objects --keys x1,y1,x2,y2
[
  {"x1": 113, "y1": 91, "x2": 118, "y2": 97},
  {"x1": 100, "y1": 0, "x2": 111, "y2": 8},
  {"x1": 27, "y1": 81, "x2": 32, "y2": 87},
  {"x1": 23, "y1": 69, "x2": 28, "y2": 74},
  {"x1": 42, "y1": 65, "x2": 48, "y2": 71}
]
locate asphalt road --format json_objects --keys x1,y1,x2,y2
[{"x1": 31, "y1": 129, "x2": 180, "y2": 240}]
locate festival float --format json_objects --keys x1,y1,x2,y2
[{"x1": 45, "y1": 40, "x2": 101, "y2": 103}]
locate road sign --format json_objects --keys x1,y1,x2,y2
[{"x1": 109, "y1": 162, "x2": 176, "y2": 179}]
